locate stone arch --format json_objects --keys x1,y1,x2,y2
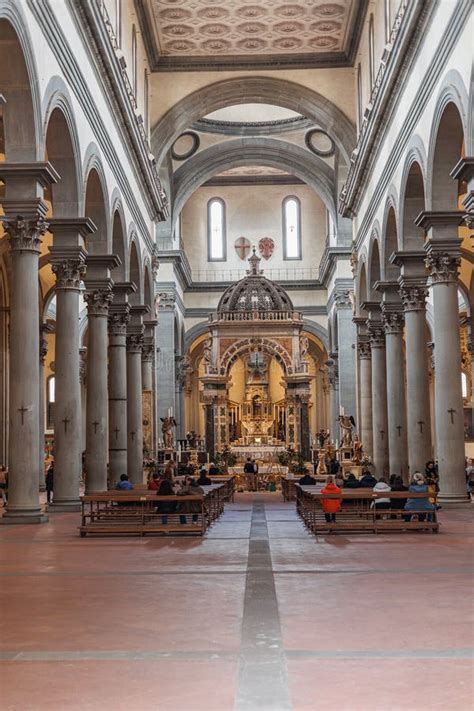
[
  {"x1": 44, "y1": 103, "x2": 81, "y2": 218},
  {"x1": 381, "y1": 194, "x2": 399, "y2": 281},
  {"x1": 427, "y1": 72, "x2": 469, "y2": 209},
  {"x1": 399, "y1": 144, "x2": 427, "y2": 250},
  {"x1": 184, "y1": 321, "x2": 210, "y2": 353},
  {"x1": 172, "y1": 137, "x2": 337, "y2": 233},
  {"x1": 220, "y1": 337, "x2": 293, "y2": 377},
  {"x1": 0, "y1": 5, "x2": 41, "y2": 160},
  {"x1": 301, "y1": 320, "x2": 329, "y2": 352},
  {"x1": 151, "y1": 76, "x2": 355, "y2": 169},
  {"x1": 84, "y1": 153, "x2": 110, "y2": 253},
  {"x1": 128, "y1": 236, "x2": 143, "y2": 305},
  {"x1": 111, "y1": 213, "x2": 126, "y2": 282},
  {"x1": 367, "y1": 228, "x2": 382, "y2": 301}
]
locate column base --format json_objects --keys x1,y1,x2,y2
[
  {"x1": 437, "y1": 493, "x2": 471, "y2": 505},
  {"x1": 47, "y1": 500, "x2": 81, "y2": 513},
  {"x1": 1, "y1": 509, "x2": 48, "y2": 524}
]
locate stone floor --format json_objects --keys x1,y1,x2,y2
[{"x1": 0, "y1": 493, "x2": 473, "y2": 711}]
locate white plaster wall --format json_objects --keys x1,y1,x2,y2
[{"x1": 181, "y1": 184, "x2": 327, "y2": 275}]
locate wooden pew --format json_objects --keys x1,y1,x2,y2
[
  {"x1": 79, "y1": 482, "x2": 228, "y2": 538},
  {"x1": 296, "y1": 486, "x2": 439, "y2": 535}
]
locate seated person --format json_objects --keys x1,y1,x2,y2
[
  {"x1": 343, "y1": 472, "x2": 360, "y2": 489},
  {"x1": 197, "y1": 468, "x2": 212, "y2": 486},
  {"x1": 298, "y1": 469, "x2": 316, "y2": 486},
  {"x1": 358, "y1": 470, "x2": 377, "y2": 488},
  {"x1": 116, "y1": 474, "x2": 133, "y2": 491},
  {"x1": 372, "y1": 477, "x2": 392, "y2": 513},
  {"x1": 208, "y1": 462, "x2": 220, "y2": 476},
  {"x1": 404, "y1": 473, "x2": 435, "y2": 522},
  {"x1": 156, "y1": 475, "x2": 176, "y2": 524},
  {"x1": 148, "y1": 472, "x2": 161, "y2": 490},
  {"x1": 320, "y1": 475, "x2": 342, "y2": 523},
  {"x1": 390, "y1": 475, "x2": 408, "y2": 509},
  {"x1": 177, "y1": 476, "x2": 204, "y2": 524}
]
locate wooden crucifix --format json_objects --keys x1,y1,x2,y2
[
  {"x1": 92, "y1": 421, "x2": 99, "y2": 434},
  {"x1": 417, "y1": 420, "x2": 425, "y2": 433},
  {"x1": 447, "y1": 408, "x2": 456, "y2": 424},
  {"x1": 18, "y1": 406, "x2": 28, "y2": 425},
  {"x1": 396, "y1": 425, "x2": 402, "y2": 437},
  {"x1": 62, "y1": 417, "x2": 70, "y2": 434}
]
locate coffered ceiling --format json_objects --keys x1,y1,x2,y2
[{"x1": 136, "y1": 0, "x2": 368, "y2": 71}]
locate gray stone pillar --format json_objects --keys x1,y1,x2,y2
[
  {"x1": 369, "y1": 322, "x2": 389, "y2": 475},
  {"x1": 127, "y1": 304, "x2": 149, "y2": 485},
  {"x1": 48, "y1": 223, "x2": 92, "y2": 510},
  {"x1": 382, "y1": 308, "x2": 409, "y2": 480},
  {"x1": 400, "y1": 283, "x2": 433, "y2": 474},
  {"x1": 335, "y1": 291, "x2": 357, "y2": 419},
  {"x1": 108, "y1": 304, "x2": 130, "y2": 488},
  {"x1": 155, "y1": 291, "x2": 176, "y2": 422},
  {"x1": 84, "y1": 255, "x2": 119, "y2": 493},
  {"x1": 417, "y1": 211, "x2": 467, "y2": 501},
  {"x1": 127, "y1": 331, "x2": 144, "y2": 485},
  {"x1": 0, "y1": 195, "x2": 53, "y2": 522},
  {"x1": 327, "y1": 352, "x2": 339, "y2": 442},
  {"x1": 142, "y1": 321, "x2": 156, "y2": 392},
  {"x1": 357, "y1": 339, "x2": 373, "y2": 458}
]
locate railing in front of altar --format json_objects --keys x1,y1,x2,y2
[{"x1": 209, "y1": 309, "x2": 302, "y2": 323}]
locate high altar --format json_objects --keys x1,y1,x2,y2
[{"x1": 200, "y1": 250, "x2": 314, "y2": 459}]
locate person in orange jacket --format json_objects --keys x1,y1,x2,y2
[{"x1": 320, "y1": 475, "x2": 342, "y2": 523}]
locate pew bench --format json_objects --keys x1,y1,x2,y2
[
  {"x1": 79, "y1": 483, "x2": 227, "y2": 537},
  {"x1": 296, "y1": 486, "x2": 439, "y2": 535}
]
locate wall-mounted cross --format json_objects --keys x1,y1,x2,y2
[
  {"x1": 18, "y1": 406, "x2": 28, "y2": 425},
  {"x1": 130, "y1": 430, "x2": 136, "y2": 441},
  {"x1": 114, "y1": 427, "x2": 120, "y2": 440},
  {"x1": 62, "y1": 417, "x2": 71, "y2": 434},
  {"x1": 379, "y1": 430, "x2": 385, "y2": 441},
  {"x1": 448, "y1": 408, "x2": 456, "y2": 424},
  {"x1": 417, "y1": 420, "x2": 425, "y2": 433},
  {"x1": 92, "y1": 421, "x2": 99, "y2": 434},
  {"x1": 396, "y1": 425, "x2": 402, "y2": 437}
]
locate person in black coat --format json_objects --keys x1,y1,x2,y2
[
  {"x1": 390, "y1": 475, "x2": 408, "y2": 509},
  {"x1": 299, "y1": 470, "x2": 316, "y2": 486},
  {"x1": 358, "y1": 470, "x2": 377, "y2": 488},
  {"x1": 343, "y1": 473, "x2": 360, "y2": 489},
  {"x1": 156, "y1": 477, "x2": 177, "y2": 524},
  {"x1": 197, "y1": 469, "x2": 212, "y2": 486},
  {"x1": 45, "y1": 463, "x2": 54, "y2": 504}
]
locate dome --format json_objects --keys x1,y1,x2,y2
[{"x1": 217, "y1": 249, "x2": 294, "y2": 313}]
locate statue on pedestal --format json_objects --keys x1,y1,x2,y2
[
  {"x1": 353, "y1": 435, "x2": 363, "y2": 464},
  {"x1": 161, "y1": 416, "x2": 176, "y2": 449},
  {"x1": 338, "y1": 414, "x2": 356, "y2": 447},
  {"x1": 316, "y1": 449, "x2": 327, "y2": 475}
]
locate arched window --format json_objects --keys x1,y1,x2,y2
[
  {"x1": 115, "y1": 0, "x2": 122, "y2": 47},
  {"x1": 282, "y1": 196, "x2": 302, "y2": 260},
  {"x1": 207, "y1": 198, "x2": 226, "y2": 261},
  {"x1": 47, "y1": 375, "x2": 55, "y2": 430},
  {"x1": 132, "y1": 24, "x2": 138, "y2": 102},
  {"x1": 385, "y1": 0, "x2": 391, "y2": 42},
  {"x1": 368, "y1": 14, "x2": 375, "y2": 90},
  {"x1": 144, "y1": 68, "x2": 149, "y2": 132},
  {"x1": 357, "y1": 63, "x2": 363, "y2": 130}
]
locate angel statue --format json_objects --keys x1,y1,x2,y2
[
  {"x1": 353, "y1": 434, "x2": 363, "y2": 464},
  {"x1": 300, "y1": 335, "x2": 309, "y2": 361},
  {"x1": 338, "y1": 414, "x2": 356, "y2": 447},
  {"x1": 161, "y1": 416, "x2": 177, "y2": 449},
  {"x1": 202, "y1": 338, "x2": 212, "y2": 369}
]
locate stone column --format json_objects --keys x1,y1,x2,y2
[
  {"x1": 108, "y1": 304, "x2": 130, "y2": 488},
  {"x1": 399, "y1": 282, "x2": 433, "y2": 474},
  {"x1": 335, "y1": 289, "x2": 357, "y2": 419},
  {"x1": 382, "y1": 308, "x2": 409, "y2": 480},
  {"x1": 357, "y1": 339, "x2": 373, "y2": 458},
  {"x1": 0, "y1": 196, "x2": 54, "y2": 521},
  {"x1": 327, "y1": 352, "x2": 339, "y2": 441},
  {"x1": 155, "y1": 291, "x2": 176, "y2": 421},
  {"x1": 417, "y1": 211, "x2": 466, "y2": 501},
  {"x1": 38, "y1": 323, "x2": 53, "y2": 491},
  {"x1": 127, "y1": 305, "x2": 148, "y2": 485},
  {"x1": 369, "y1": 320, "x2": 389, "y2": 475},
  {"x1": 84, "y1": 255, "x2": 120, "y2": 493},
  {"x1": 48, "y1": 222, "x2": 92, "y2": 510},
  {"x1": 142, "y1": 321, "x2": 156, "y2": 391}
]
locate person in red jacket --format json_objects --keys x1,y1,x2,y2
[{"x1": 320, "y1": 475, "x2": 342, "y2": 523}]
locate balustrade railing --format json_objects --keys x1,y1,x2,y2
[{"x1": 209, "y1": 310, "x2": 302, "y2": 323}]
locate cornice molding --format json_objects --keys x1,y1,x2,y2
[
  {"x1": 318, "y1": 246, "x2": 352, "y2": 286},
  {"x1": 192, "y1": 115, "x2": 312, "y2": 137}
]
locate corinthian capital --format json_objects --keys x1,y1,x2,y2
[
  {"x1": 357, "y1": 341, "x2": 371, "y2": 359},
  {"x1": 382, "y1": 310, "x2": 405, "y2": 335},
  {"x1": 425, "y1": 252, "x2": 460, "y2": 284},
  {"x1": 400, "y1": 285, "x2": 428, "y2": 312},
  {"x1": 3, "y1": 214, "x2": 49, "y2": 253},
  {"x1": 84, "y1": 288, "x2": 113, "y2": 316},
  {"x1": 108, "y1": 310, "x2": 130, "y2": 335},
  {"x1": 52, "y1": 257, "x2": 86, "y2": 290},
  {"x1": 126, "y1": 333, "x2": 144, "y2": 353},
  {"x1": 368, "y1": 324, "x2": 385, "y2": 348}
]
